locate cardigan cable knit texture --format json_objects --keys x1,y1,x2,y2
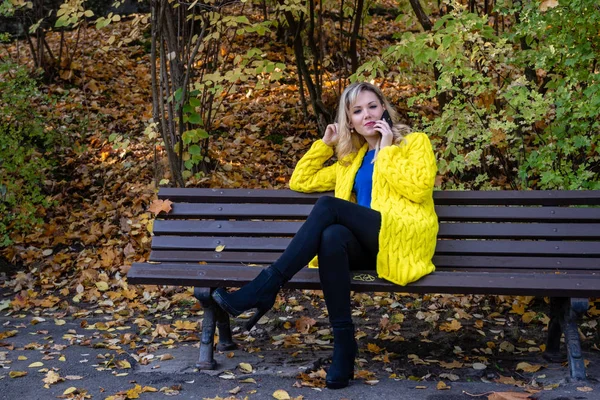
[{"x1": 289, "y1": 132, "x2": 439, "y2": 286}]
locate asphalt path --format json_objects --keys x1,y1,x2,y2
[{"x1": 0, "y1": 313, "x2": 598, "y2": 400}]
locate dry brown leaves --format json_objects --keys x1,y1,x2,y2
[{"x1": 0, "y1": 8, "x2": 598, "y2": 398}]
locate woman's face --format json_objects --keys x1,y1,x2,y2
[{"x1": 349, "y1": 90, "x2": 385, "y2": 140}]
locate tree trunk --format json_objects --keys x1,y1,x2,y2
[
  {"x1": 349, "y1": 0, "x2": 364, "y2": 73},
  {"x1": 283, "y1": 7, "x2": 331, "y2": 133},
  {"x1": 151, "y1": 0, "x2": 184, "y2": 187},
  {"x1": 409, "y1": 0, "x2": 448, "y2": 111}
]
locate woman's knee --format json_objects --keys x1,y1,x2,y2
[
  {"x1": 319, "y1": 225, "x2": 353, "y2": 276},
  {"x1": 315, "y1": 195, "x2": 350, "y2": 211},
  {"x1": 314, "y1": 195, "x2": 337, "y2": 210},
  {"x1": 320, "y1": 224, "x2": 353, "y2": 249}
]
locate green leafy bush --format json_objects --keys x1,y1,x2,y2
[
  {"x1": 0, "y1": 62, "x2": 59, "y2": 246},
  {"x1": 355, "y1": 0, "x2": 599, "y2": 190},
  {"x1": 504, "y1": 0, "x2": 600, "y2": 189}
]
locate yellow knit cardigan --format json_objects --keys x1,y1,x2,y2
[{"x1": 289, "y1": 132, "x2": 439, "y2": 286}]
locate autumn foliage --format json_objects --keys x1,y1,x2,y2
[{"x1": 0, "y1": 0, "x2": 599, "y2": 397}]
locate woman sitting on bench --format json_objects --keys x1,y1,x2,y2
[{"x1": 212, "y1": 81, "x2": 439, "y2": 389}]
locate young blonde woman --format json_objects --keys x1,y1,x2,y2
[{"x1": 212, "y1": 82, "x2": 439, "y2": 389}]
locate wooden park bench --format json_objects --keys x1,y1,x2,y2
[{"x1": 127, "y1": 188, "x2": 600, "y2": 381}]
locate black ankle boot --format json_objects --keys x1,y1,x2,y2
[
  {"x1": 212, "y1": 266, "x2": 286, "y2": 330},
  {"x1": 326, "y1": 326, "x2": 357, "y2": 389}
]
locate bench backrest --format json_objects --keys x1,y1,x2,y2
[{"x1": 149, "y1": 189, "x2": 600, "y2": 276}]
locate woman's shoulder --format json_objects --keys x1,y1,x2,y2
[
  {"x1": 403, "y1": 131, "x2": 429, "y2": 142},
  {"x1": 394, "y1": 131, "x2": 431, "y2": 148}
]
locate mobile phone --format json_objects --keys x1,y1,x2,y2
[{"x1": 382, "y1": 110, "x2": 393, "y2": 127}]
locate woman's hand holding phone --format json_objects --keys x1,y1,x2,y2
[
  {"x1": 377, "y1": 110, "x2": 394, "y2": 148},
  {"x1": 381, "y1": 110, "x2": 393, "y2": 128}
]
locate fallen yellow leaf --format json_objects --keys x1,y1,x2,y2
[
  {"x1": 295, "y1": 316, "x2": 316, "y2": 334},
  {"x1": 439, "y1": 360, "x2": 463, "y2": 369},
  {"x1": 522, "y1": 311, "x2": 537, "y2": 324},
  {"x1": 239, "y1": 362, "x2": 253, "y2": 373},
  {"x1": 439, "y1": 319, "x2": 462, "y2": 332},
  {"x1": 116, "y1": 359, "x2": 131, "y2": 369},
  {"x1": 588, "y1": 306, "x2": 600, "y2": 316},
  {"x1": 272, "y1": 389, "x2": 291, "y2": 399},
  {"x1": 126, "y1": 384, "x2": 143, "y2": 399},
  {"x1": 488, "y1": 392, "x2": 532, "y2": 400},
  {"x1": 516, "y1": 362, "x2": 543, "y2": 373},
  {"x1": 500, "y1": 341, "x2": 515, "y2": 353},
  {"x1": 63, "y1": 387, "x2": 78, "y2": 395},
  {"x1": 148, "y1": 199, "x2": 173, "y2": 215},
  {"x1": 367, "y1": 342, "x2": 383, "y2": 354},
  {"x1": 495, "y1": 375, "x2": 522, "y2": 385},
  {"x1": 437, "y1": 381, "x2": 450, "y2": 390},
  {"x1": 28, "y1": 361, "x2": 44, "y2": 368},
  {"x1": 42, "y1": 370, "x2": 62, "y2": 385},
  {"x1": 0, "y1": 330, "x2": 18, "y2": 340},
  {"x1": 511, "y1": 303, "x2": 525, "y2": 315},
  {"x1": 9, "y1": 371, "x2": 27, "y2": 378},
  {"x1": 174, "y1": 320, "x2": 198, "y2": 330},
  {"x1": 219, "y1": 372, "x2": 236, "y2": 379}
]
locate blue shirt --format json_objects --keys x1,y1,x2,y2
[{"x1": 353, "y1": 149, "x2": 375, "y2": 208}]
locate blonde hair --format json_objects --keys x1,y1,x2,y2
[{"x1": 335, "y1": 82, "x2": 411, "y2": 164}]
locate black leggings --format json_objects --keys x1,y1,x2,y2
[{"x1": 272, "y1": 196, "x2": 381, "y2": 329}]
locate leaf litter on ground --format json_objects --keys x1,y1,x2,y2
[{"x1": 0, "y1": 4, "x2": 598, "y2": 396}]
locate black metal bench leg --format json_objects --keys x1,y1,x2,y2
[
  {"x1": 565, "y1": 298, "x2": 589, "y2": 381},
  {"x1": 545, "y1": 297, "x2": 565, "y2": 362},
  {"x1": 544, "y1": 297, "x2": 589, "y2": 381},
  {"x1": 215, "y1": 304, "x2": 237, "y2": 352},
  {"x1": 194, "y1": 287, "x2": 218, "y2": 370}
]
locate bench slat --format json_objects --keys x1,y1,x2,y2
[
  {"x1": 436, "y1": 206, "x2": 600, "y2": 222},
  {"x1": 165, "y1": 203, "x2": 314, "y2": 219},
  {"x1": 436, "y1": 240, "x2": 600, "y2": 256},
  {"x1": 432, "y1": 255, "x2": 600, "y2": 270},
  {"x1": 439, "y1": 222, "x2": 600, "y2": 239},
  {"x1": 152, "y1": 236, "x2": 292, "y2": 251},
  {"x1": 152, "y1": 220, "x2": 600, "y2": 240},
  {"x1": 127, "y1": 263, "x2": 600, "y2": 297},
  {"x1": 158, "y1": 188, "x2": 325, "y2": 204},
  {"x1": 147, "y1": 250, "x2": 600, "y2": 271},
  {"x1": 153, "y1": 220, "x2": 303, "y2": 236},
  {"x1": 158, "y1": 188, "x2": 600, "y2": 206},
  {"x1": 163, "y1": 203, "x2": 600, "y2": 222},
  {"x1": 150, "y1": 250, "x2": 280, "y2": 263},
  {"x1": 433, "y1": 190, "x2": 600, "y2": 206},
  {"x1": 151, "y1": 236, "x2": 600, "y2": 256}
]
